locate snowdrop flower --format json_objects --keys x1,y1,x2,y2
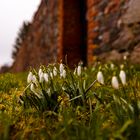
[
  {"x1": 44, "y1": 73, "x2": 49, "y2": 82},
  {"x1": 97, "y1": 71, "x2": 104, "y2": 84},
  {"x1": 53, "y1": 67, "x2": 57, "y2": 76},
  {"x1": 32, "y1": 75, "x2": 38, "y2": 86},
  {"x1": 47, "y1": 88, "x2": 51, "y2": 97},
  {"x1": 60, "y1": 63, "x2": 64, "y2": 75},
  {"x1": 39, "y1": 72, "x2": 44, "y2": 83},
  {"x1": 77, "y1": 65, "x2": 82, "y2": 76},
  {"x1": 110, "y1": 63, "x2": 115, "y2": 70},
  {"x1": 62, "y1": 69, "x2": 66, "y2": 78},
  {"x1": 27, "y1": 72, "x2": 33, "y2": 83},
  {"x1": 38, "y1": 68, "x2": 43, "y2": 77},
  {"x1": 62, "y1": 86, "x2": 66, "y2": 91},
  {"x1": 30, "y1": 83, "x2": 36, "y2": 93},
  {"x1": 123, "y1": 55, "x2": 127, "y2": 60},
  {"x1": 50, "y1": 72, "x2": 53, "y2": 79},
  {"x1": 119, "y1": 70, "x2": 126, "y2": 85},
  {"x1": 32, "y1": 75, "x2": 37, "y2": 83},
  {"x1": 112, "y1": 76, "x2": 119, "y2": 89}
]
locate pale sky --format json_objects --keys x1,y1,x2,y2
[{"x1": 0, "y1": 0, "x2": 40, "y2": 67}]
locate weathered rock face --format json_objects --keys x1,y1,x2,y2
[
  {"x1": 92, "y1": 0, "x2": 140, "y2": 63},
  {"x1": 11, "y1": 0, "x2": 140, "y2": 72},
  {"x1": 12, "y1": 0, "x2": 60, "y2": 72},
  {"x1": 11, "y1": 0, "x2": 88, "y2": 72},
  {"x1": 122, "y1": 0, "x2": 140, "y2": 24}
]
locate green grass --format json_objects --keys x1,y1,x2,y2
[{"x1": 0, "y1": 62, "x2": 140, "y2": 140}]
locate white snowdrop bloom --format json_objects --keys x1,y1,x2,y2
[
  {"x1": 38, "y1": 68, "x2": 43, "y2": 77},
  {"x1": 44, "y1": 73, "x2": 49, "y2": 82},
  {"x1": 39, "y1": 72, "x2": 44, "y2": 83},
  {"x1": 110, "y1": 63, "x2": 115, "y2": 70},
  {"x1": 62, "y1": 86, "x2": 66, "y2": 91},
  {"x1": 30, "y1": 83, "x2": 36, "y2": 93},
  {"x1": 77, "y1": 65, "x2": 82, "y2": 76},
  {"x1": 97, "y1": 71, "x2": 104, "y2": 84},
  {"x1": 50, "y1": 72, "x2": 53, "y2": 79},
  {"x1": 123, "y1": 55, "x2": 127, "y2": 60},
  {"x1": 62, "y1": 69, "x2": 66, "y2": 78},
  {"x1": 112, "y1": 76, "x2": 119, "y2": 89},
  {"x1": 32, "y1": 75, "x2": 38, "y2": 85},
  {"x1": 119, "y1": 70, "x2": 126, "y2": 85},
  {"x1": 27, "y1": 72, "x2": 33, "y2": 83},
  {"x1": 32, "y1": 75, "x2": 37, "y2": 82},
  {"x1": 53, "y1": 67, "x2": 57, "y2": 76},
  {"x1": 47, "y1": 88, "x2": 51, "y2": 97},
  {"x1": 60, "y1": 63, "x2": 64, "y2": 76}
]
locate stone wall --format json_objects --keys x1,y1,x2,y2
[
  {"x1": 10, "y1": 0, "x2": 140, "y2": 72},
  {"x1": 86, "y1": 0, "x2": 122, "y2": 63},
  {"x1": 11, "y1": 0, "x2": 61, "y2": 72},
  {"x1": 87, "y1": 0, "x2": 140, "y2": 64}
]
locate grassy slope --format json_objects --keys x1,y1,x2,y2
[{"x1": 0, "y1": 63, "x2": 140, "y2": 140}]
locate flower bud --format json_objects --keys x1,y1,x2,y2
[
  {"x1": 27, "y1": 72, "x2": 33, "y2": 83},
  {"x1": 112, "y1": 76, "x2": 119, "y2": 89},
  {"x1": 38, "y1": 68, "x2": 43, "y2": 77},
  {"x1": 50, "y1": 72, "x2": 53, "y2": 79},
  {"x1": 97, "y1": 71, "x2": 104, "y2": 84},
  {"x1": 39, "y1": 72, "x2": 44, "y2": 83},
  {"x1": 110, "y1": 63, "x2": 114, "y2": 70},
  {"x1": 53, "y1": 67, "x2": 57, "y2": 76},
  {"x1": 44, "y1": 73, "x2": 49, "y2": 82},
  {"x1": 62, "y1": 69, "x2": 66, "y2": 78},
  {"x1": 119, "y1": 70, "x2": 126, "y2": 85},
  {"x1": 32, "y1": 75, "x2": 38, "y2": 86},
  {"x1": 77, "y1": 65, "x2": 82, "y2": 76},
  {"x1": 30, "y1": 83, "x2": 36, "y2": 93},
  {"x1": 60, "y1": 63, "x2": 64, "y2": 75}
]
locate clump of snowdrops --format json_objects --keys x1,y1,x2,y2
[{"x1": 20, "y1": 61, "x2": 140, "y2": 120}]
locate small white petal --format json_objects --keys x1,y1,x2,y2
[
  {"x1": 62, "y1": 86, "x2": 66, "y2": 91},
  {"x1": 27, "y1": 72, "x2": 33, "y2": 83},
  {"x1": 47, "y1": 88, "x2": 51, "y2": 97},
  {"x1": 97, "y1": 71, "x2": 104, "y2": 84},
  {"x1": 60, "y1": 63, "x2": 64, "y2": 73},
  {"x1": 60, "y1": 63, "x2": 64, "y2": 77},
  {"x1": 119, "y1": 70, "x2": 126, "y2": 85},
  {"x1": 53, "y1": 67, "x2": 57, "y2": 76},
  {"x1": 32, "y1": 75, "x2": 38, "y2": 85},
  {"x1": 38, "y1": 68, "x2": 43, "y2": 77},
  {"x1": 39, "y1": 72, "x2": 44, "y2": 83},
  {"x1": 123, "y1": 55, "x2": 127, "y2": 60},
  {"x1": 77, "y1": 65, "x2": 82, "y2": 76},
  {"x1": 112, "y1": 76, "x2": 119, "y2": 89},
  {"x1": 62, "y1": 69, "x2": 66, "y2": 78},
  {"x1": 110, "y1": 64, "x2": 114, "y2": 69},
  {"x1": 50, "y1": 72, "x2": 53, "y2": 79},
  {"x1": 30, "y1": 83, "x2": 36, "y2": 93},
  {"x1": 32, "y1": 75, "x2": 37, "y2": 82},
  {"x1": 44, "y1": 73, "x2": 49, "y2": 82}
]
